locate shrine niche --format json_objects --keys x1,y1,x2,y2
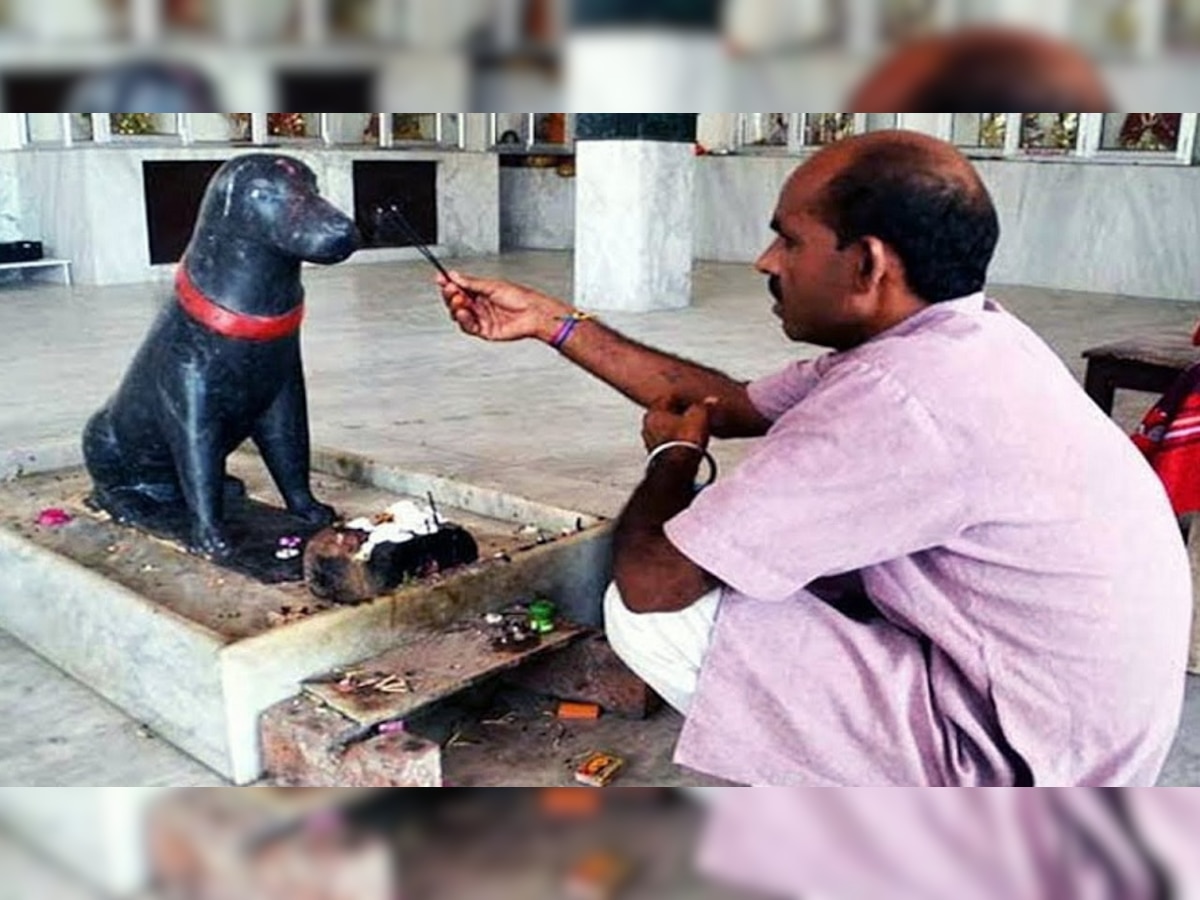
[
  {"x1": 111, "y1": 114, "x2": 178, "y2": 137},
  {"x1": 228, "y1": 113, "x2": 317, "y2": 141},
  {"x1": 951, "y1": 114, "x2": 1007, "y2": 150},
  {"x1": 1020, "y1": 114, "x2": 1080, "y2": 153},
  {"x1": 189, "y1": 113, "x2": 253, "y2": 142},
  {"x1": 534, "y1": 113, "x2": 566, "y2": 144},
  {"x1": 268, "y1": 113, "x2": 318, "y2": 139},
  {"x1": 805, "y1": 114, "x2": 856, "y2": 147},
  {"x1": 1104, "y1": 114, "x2": 1184, "y2": 153},
  {"x1": 362, "y1": 114, "x2": 458, "y2": 145},
  {"x1": 732, "y1": 114, "x2": 861, "y2": 154},
  {"x1": 741, "y1": 113, "x2": 789, "y2": 148}
]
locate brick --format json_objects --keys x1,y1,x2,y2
[
  {"x1": 506, "y1": 633, "x2": 661, "y2": 719},
  {"x1": 557, "y1": 701, "x2": 601, "y2": 720},
  {"x1": 148, "y1": 789, "x2": 396, "y2": 900},
  {"x1": 261, "y1": 695, "x2": 442, "y2": 787}
]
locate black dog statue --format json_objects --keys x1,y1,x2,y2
[{"x1": 83, "y1": 153, "x2": 360, "y2": 560}]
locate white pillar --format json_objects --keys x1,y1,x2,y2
[
  {"x1": 697, "y1": 113, "x2": 739, "y2": 153},
  {"x1": 574, "y1": 139, "x2": 695, "y2": 312}
]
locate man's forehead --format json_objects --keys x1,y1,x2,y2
[{"x1": 775, "y1": 164, "x2": 833, "y2": 222}]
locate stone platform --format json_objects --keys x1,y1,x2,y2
[{"x1": 0, "y1": 446, "x2": 610, "y2": 784}]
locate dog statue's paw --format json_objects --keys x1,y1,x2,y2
[
  {"x1": 191, "y1": 526, "x2": 234, "y2": 561},
  {"x1": 291, "y1": 499, "x2": 337, "y2": 527}
]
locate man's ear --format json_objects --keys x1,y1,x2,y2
[{"x1": 854, "y1": 237, "x2": 889, "y2": 292}]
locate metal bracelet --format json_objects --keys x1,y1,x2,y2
[{"x1": 645, "y1": 440, "x2": 718, "y2": 489}]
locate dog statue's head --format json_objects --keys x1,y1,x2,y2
[{"x1": 196, "y1": 154, "x2": 360, "y2": 266}]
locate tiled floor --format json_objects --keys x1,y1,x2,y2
[{"x1": 0, "y1": 251, "x2": 1196, "y2": 788}]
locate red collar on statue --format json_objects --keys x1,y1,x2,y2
[{"x1": 175, "y1": 263, "x2": 304, "y2": 341}]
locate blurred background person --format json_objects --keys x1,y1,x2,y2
[{"x1": 845, "y1": 25, "x2": 1113, "y2": 110}]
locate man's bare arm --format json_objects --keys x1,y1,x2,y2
[
  {"x1": 612, "y1": 446, "x2": 718, "y2": 614},
  {"x1": 556, "y1": 319, "x2": 770, "y2": 440},
  {"x1": 438, "y1": 272, "x2": 772, "y2": 440}
]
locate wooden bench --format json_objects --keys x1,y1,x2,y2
[
  {"x1": 1082, "y1": 334, "x2": 1200, "y2": 673},
  {"x1": 0, "y1": 258, "x2": 72, "y2": 286},
  {"x1": 1082, "y1": 333, "x2": 1200, "y2": 415}
]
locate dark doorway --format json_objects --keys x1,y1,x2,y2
[
  {"x1": 352, "y1": 161, "x2": 438, "y2": 249},
  {"x1": 142, "y1": 160, "x2": 224, "y2": 265}
]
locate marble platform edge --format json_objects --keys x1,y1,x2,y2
[
  {"x1": 1, "y1": 443, "x2": 615, "y2": 784},
  {"x1": 0, "y1": 516, "x2": 230, "y2": 646},
  {"x1": 1, "y1": 440, "x2": 84, "y2": 480},
  {"x1": 305, "y1": 445, "x2": 606, "y2": 533},
  {"x1": 0, "y1": 441, "x2": 605, "y2": 535},
  {"x1": 0, "y1": 527, "x2": 232, "y2": 775}
]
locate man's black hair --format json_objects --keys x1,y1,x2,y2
[{"x1": 815, "y1": 142, "x2": 1000, "y2": 304}]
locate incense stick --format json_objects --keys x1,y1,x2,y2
[{"x1": 378, "y1": 203, "x2": 455, "y2": 283}]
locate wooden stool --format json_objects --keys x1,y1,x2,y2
[{"x1": 1082, "y1": 333, "x2": 1200, "y2": 415}]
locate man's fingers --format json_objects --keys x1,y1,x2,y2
[
  {"x1": 452, "y1": 306, "x2": 481, "y2": 335},
  {"x1": 439, "y1": 281, "x2": 467, "y2": 308},
  {"x1": 447, "y1": 270, "x2": 492, "y2": 295}
]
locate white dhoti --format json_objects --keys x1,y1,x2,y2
[{"x1": 601, "y1": 581, "x2": 720, "y2": 715}]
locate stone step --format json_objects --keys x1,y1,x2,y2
[
  {"x1": 301, "y1": 622, "x2": 590, "y2": 728},
  {"x1": 261, "y1": 621, "x2": 658, "y2": 787}
]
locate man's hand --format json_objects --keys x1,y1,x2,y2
[
  {"x1": 615, "y1": 398, "x2": 721, "y2": 614},
  {"x1": 437, "y1": 271, "x2": 570, "y2": 343},
  {"x1": 643, "y1": 396, "x2": 719, "y2": 452}
]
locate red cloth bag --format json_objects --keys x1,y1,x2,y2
[{"x1": 1132, "y1": 360, "x2": 1200, "y2": 516}]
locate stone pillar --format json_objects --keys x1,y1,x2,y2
[{"x1": 574, "y1": 114, "x2": 697, "y2": 313}]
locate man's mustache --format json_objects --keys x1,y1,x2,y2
[{"x1": 769, "y1": 276, "x2": 783, "y2": 302}]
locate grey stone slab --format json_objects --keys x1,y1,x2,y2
[{"x1": 0, "y1": 446, "x2": 608, "y2": 784}]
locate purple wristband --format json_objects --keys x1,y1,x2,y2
[{"x1": 551, "y1": 312, "x2": 590, "y2": 350}]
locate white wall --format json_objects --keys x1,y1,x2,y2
[
  {"x1": 689, "y1": 154, "x2": 1200, "y2": 302},
  {"x1": 500, "y1": 143, "x2": 1200, "y2": 303},
  {"x1": 977, "y1": 159, "x2": 1200, "y2": 302},
  {"x1": 12, "y1": 145, "x2": 499, "y2": 286},
  {"x1": 500, "y1": 166, "x2": 575, "y2": 250},
  {"x1": 6, "y1": 110, "x2": 1200, "y2": 301}
]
